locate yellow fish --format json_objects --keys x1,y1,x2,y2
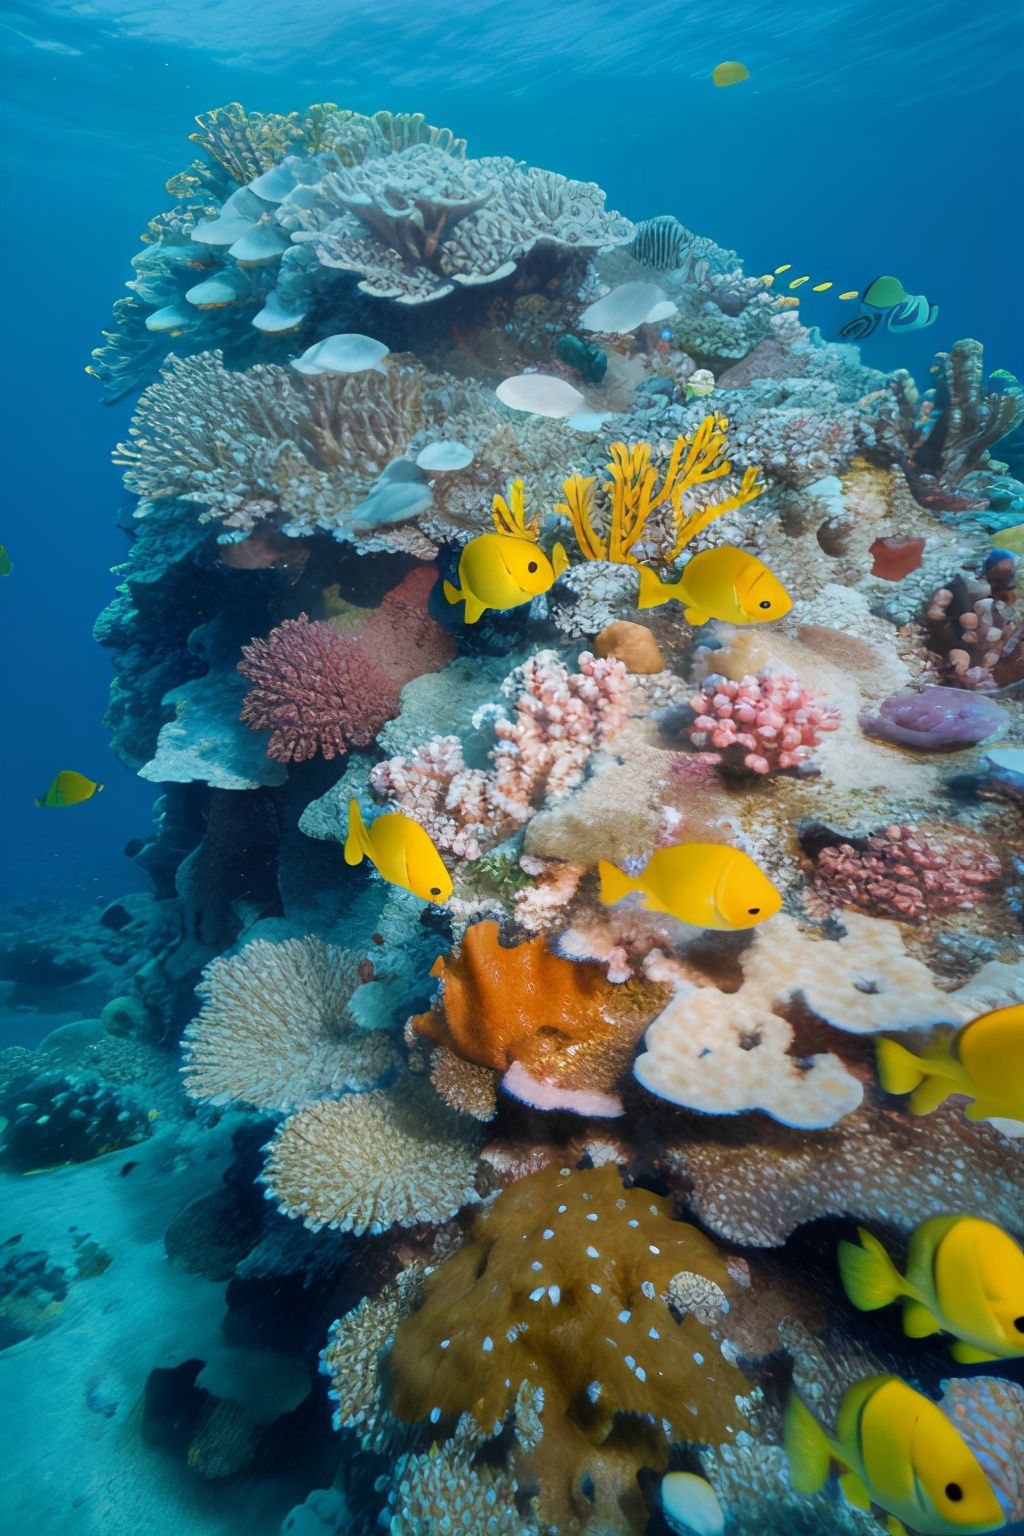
[
  {"x1": 0, "y1": 544, "x2": 11, "y2": 577},
  {"x1": 876, "y1": 1004, "x2": 1024, "y2": 1128},
  {"x1": 712, "y1": 60, "x2": 749, "y2": 87},
  {"x1": 345, "y1": 799, "x2": 452, "y2": 904},
  {"x1": 785, "y1": 1374, "x2": 1005, "y2": 1535},
  {"x1": 35, "y1": 771, "x2": 104, "y2": 808},
  {"x1": 839, "y1": 1216, "x2": 1024, "y2": 1365},
  {"x1": 598, "y1": 842, "x2": 781, "y2": 931},
  {"x1": 637, "y1": 545, "x2": 792, "y2": 625},
  {"x1": 991, "y1": 524, "x2": 1024, "y2": 556},
  {"x1": 443, "y1": 533, "x2": 568, "y2": 624}
]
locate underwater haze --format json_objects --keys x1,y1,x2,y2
[{"x1": 1, "y1": 1, "x2": 1023, "y2": 1534}]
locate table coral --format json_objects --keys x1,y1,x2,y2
[
  {"x1": 239, "y1": 568, "x2": 454, "y2": 762},
  {"x1": 260, "y1": 1075, "x2": 482, "y2": 1235},
  {"x1": 182, "y1": 936, "x2": 398, "y2": 1112},
  {"x1": 410, "y1": 920, "x2": 665, "y2": 1118},
  {"x1": 809, "y1": 823, "x2": 1003, "y2": 922},
  {"x1": 687, "y1": 671, "x2": 840, "y2": 776},
  {"x1": 385, "y1": 1164, "x2": 750, "y2": 1532}
]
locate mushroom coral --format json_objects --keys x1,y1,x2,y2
[
  {"x1": 410, "y1": 921, "x2": 666, "y2": 1118},
  {"x1": 384, "y1": 1164, "x2": 750, "y2": 1534}
]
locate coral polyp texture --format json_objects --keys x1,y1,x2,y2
[{"x1": 17, "y1": 91, "x2": 1017, "y2": 1536}]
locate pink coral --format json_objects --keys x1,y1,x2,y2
[
  {"x1": 370, "y1": 650, "x2": 631, "y2": 856},
  {"x1": 239, "y1": 568, "x2": 454, "y2": 763},
  {"x1": 811, "y1": 823, "x2": 1003, "y2": 922},
  {"x1": 924, "y1": 566, "x2": 1022, "y2": 691},
  {"x1": 687, "y1": 671, "x2": 839, "y2": 775}
]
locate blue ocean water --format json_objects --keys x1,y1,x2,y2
[{"x1": 1, "y1": 4, "x2": 1023, "y2": 1534}]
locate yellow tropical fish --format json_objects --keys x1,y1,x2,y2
[
  {"x1": 839, "y1": 1215, "x2": 1024, "y2": 1364},
  {"x1": 712, "y1": 60, "x2": 749, "y2": 87},
  {"x1": 443, "y1": 533, "x2": 568, "y2": 624},
  {"x1": 345, "y1": 799, "x2": 452, "y2": 904},
  {"x1": 784, "y1": 1374, "x2": 1005, "y2": 1535},
  {"x1": 991, "y1": 524, "x2": 1024, "y2": 556},
  {"x1": 598, "y1": 842, "x2": 781, "y2": 931},
  {"x1": 35, "y1": 771, "x2": 104, "y2": 808},
  {"x1": 876, "y1": 1004, "x2": 1024, "y2": 1128},
  {"x1": 637, "y1": 546, "x2": 792, "y2": 625}
]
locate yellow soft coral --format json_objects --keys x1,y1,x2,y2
[
  {"x1": 556, "y1": 414, "x2": 764, "y2": 567},
  {"x1": 492, "y1": 477, "x2": 540, "y2": 539}
]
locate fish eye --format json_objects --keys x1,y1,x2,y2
[
  {"x1": 945, "y1": 1484, "x2": 963, "y2": 1503},
  {"x1": 430, "y1": 886, "x2": 442, "y2": 897},
  {"x1": 758, "y1": 599, "x2": 772, "y2": 609},
  {"x1": 1014, "y1": 1316, "x2": 1024, "y2": 1332},
  {"x1": 747, "y1": 907, "x2": 760, "y2": 915},
  {"x1": 527, "y1": 560, "x2": 539, "y2": 573}
]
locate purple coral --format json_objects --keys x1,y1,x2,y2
[
  {"x1": 861, "y1": 686, "x2": 1009, "y2": 751},
  {"x1": 811, "y1": 823, "x2": 1002, "y2": 922},
  {"x1": 688, "y1": 671, "x2": 840, "y2": 775}
]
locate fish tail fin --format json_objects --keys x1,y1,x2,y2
[
  {"x1": 551, "y1": 541, "x2": 570, "y2": 578},
  {"x1": 837, "y1": 1228, "x2": 905, "y2": 1313},
  {"x1": 783, "y1": 1390, "x2": 832, "y2": 1495},
  {"x1": 876, "y1": 1037, "x2": 927, "y2": 1097},
  {"x1": 597, "y1": 860, "x2": 635, "y2": 907},
  {"x1": 908, "y1": 1074, "x2": 955, "y2": 1116},
  {"x1": 637, "y1": 566, "x2": 677, "y2": 610},
  {"x1": 442, "y1": 579, "x2": 462, "y2": 608},
  {"x1": 950, "y1": 1341, "x2": 998, "y2": 1365},
  {"x1": 344, "y1": 799, "x2": 369, "y2": 867}
]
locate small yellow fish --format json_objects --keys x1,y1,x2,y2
[
  {"x1": 35, "y1": 771, "x2": 104, "y2": 808},
  {"x1": 876, "y1": 1004, "x2": 1024, "y2": 1128},
  {"x1": 712, "y1": 60, "x2": 749, "y2": 87},
  {"x1": 991, "y1": 524, "x2": 1024, "y2": 556},
  {"x1": 345, "y1": 799, "x2": 452, "y2": 904},
  {"x1": 443, "y1": 533, "x2": 568, "y2": 624},
  {"x1": 598, "y1": 842, "x2": 781, "y2": 931},
  {"x1": 839, "y1": 1215, "x2": 1024, "y2": 1364},
  {"x1": 637, "y1": 546, "x2": 792, "y2": 626},
  {"x1": 785, "y1": 1374, "x2": 1005, "y2": 1535}
]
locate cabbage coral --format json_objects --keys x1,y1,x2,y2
[{"x1": 182, "y1": 936, "x2": 397, "y2": 1112}]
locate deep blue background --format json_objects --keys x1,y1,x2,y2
[{"x1": 1, "y1": 0, "x2": 1022, "y2": 913}]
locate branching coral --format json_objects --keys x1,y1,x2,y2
[
  {"x1": 182, "y1": 937, "x2": 398, "y2": 1112},
  {"x1": 260, "y1": 1075, "x2": 482, "y2": 1235},
  {"x1": 809, "y1": 823, "x2": 1003, "y2": 923},
  {"x1": 556, "y1": 417, "x2": 764, "y2": 567},
  {"x1": 687, "y1": 672, "x2": 840, "y2": 776},
  {"x1": 858, "y1": 339, "x2": 1024, "y2": 512},
  {"x1": 238, "y1": 569, "x2": 453, "y2": 762},
  {"x1": 385, "y1": 1165, "x2": 749, "y2": 1533},
  {"x1": 370, "y1": 650, "x2": 631, "y2": 856},
  {"x1": 410, "y1": 920, "x2": 666, "y2": 1118}
]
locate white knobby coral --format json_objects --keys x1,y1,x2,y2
[{"x1": 183, "y1": 936, "x2": 397, "y2": 1112}]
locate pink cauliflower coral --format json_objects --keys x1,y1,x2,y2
[
  {"x1": 688, "y1": 671, "x2": 839, "y2": 775},
  {"x1": 812, "y1": 823, "x2": 1002, "y2": 923},
  {"x1": 239, "y1": 568, "x2": 453, "y2": 763}
]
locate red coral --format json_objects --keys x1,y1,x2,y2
[
  {"x1": 812, "y1": 823, "x2": 1002, "y2": 922},
  {"x1": 239, "y1": 567, "x2": 454, "y2": 763},
  {"x1": 688, "y1": 671, "x2": 839, "y2": 775}
]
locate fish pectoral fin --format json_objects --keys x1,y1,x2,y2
[
  {"x1": 838, "y1": 1472, "x2": 872, "y2": 1511},
  {"x1": 461, "y1": 594, "x2": 486, "y2": 624},
  {"x1": 442, "y1": 578, "x2": 462, "y2": 607},
  {"x1": 682, "y1": 604, "x2": 710, "y2": 626},
  {"x1": 909, "y1": 1075, "x2": 955, "y2": 1115},
  {"x1": 902, "y1": 1298, "x2": 942, "y2": 1338},
  {"x1": 950, "y1": 1341, "x2": 999, "y2": 1364}
]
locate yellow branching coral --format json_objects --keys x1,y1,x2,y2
[
  {"x1": 556, "y1": 414, "x2": 764, "y2": 568},
  {"x1": 492, "y1": 478, "x2": 540, "y2": 540}
]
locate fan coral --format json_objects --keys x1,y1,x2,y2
[
  {"x1": 810, "y1": 823, "x2": 1003, "y2": 922},
  {"x1": 0, "y1": 1071, "x2": 151, "y2": 1169},
  {"x1": 370, "y1": 649, "x2": 631, "y2": 856},
  {"x1": 859, "y1": 339, "x2": 1023, "y2": 512},
  {"x1": 556, "y1": 418, "x2": 764, "y2": 567},
  {"x1": 239, "y1": 569, "x2": 454, "y2": 762},
  {"x1": 410, "y1": 921, "x2": 666, "y2": 1118},
  {"x1": 633, "y1": 910, "x2": 1015, "y2": 1129},
  {"x1": 860, "y1": 685, "x2": 1009, "y2": 750},
  {"x1": 687, "y1": 672, "x2": 840, "y2": 776},
  {"x1": 182, "y1": 937, "x2": 398, "y2": 1112},
  {"x1": 260, "y1": 1076, "x2": 482, "y2": 1235},
  {"x1": 384, "y1": 1164, "x2": 750, "y2": 1532},
  {"x1": 923, "y1": 566, "x2": 1023, "y2": 690}
]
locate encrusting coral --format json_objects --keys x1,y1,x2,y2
[{"x1": 182, "y1": 936, "x2": 398, "y2": 1112}]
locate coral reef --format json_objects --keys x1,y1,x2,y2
[
  {"x1": 0, "y1": 1070, "x2": 151, "y2": 1169},
  {"x1": 923, "y1": 562, "x2": 1023, "y2": 690},
  {"x1": 687, "y1": 671, "x2": 840, "y2": 776},
  {"x1": 808, "y1": 822, "x2": 1004, "y2": 922}
]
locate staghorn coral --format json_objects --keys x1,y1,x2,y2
[
  {"x1": 923, "y1": 565, "x2": 1023, "y2": 690},
  {"x1": 182, "y1": 936, "x2": 398, "y2": 1112},
  {"x1": 687, "y1": 672, "x2": 840, "y2": 776},
  {"x1": 633, "y1": 910, "x2": 1019, "y2": 1128},
  {"x1": 410, "y1": 920, "x2": 666, "y2": 1117},
  {"x1": 660, "y1": 1100, "x2": 1023, "y2": 1247},
  {"x1": 555, "y1": 418, "x2": 764, "y2": 567},
  {"x1": 385, "y1": 1164, "x2": 750, "y2": 1533},
  {"x1": 371, "y1": 650, "x2": 631, "y2": 856},
  {"x1": 858, "y1": 338, "x2": 1024, "y2": 512},
  {"x1": 238, "y1": 569, "x2": 453, "y2": 762},
  {"x1": 809, "y1": 822, "x2": 1003, "y2": 922},
  {"x1": 261, "y1": 1075, "x2": 482, "y2": 1235}
]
